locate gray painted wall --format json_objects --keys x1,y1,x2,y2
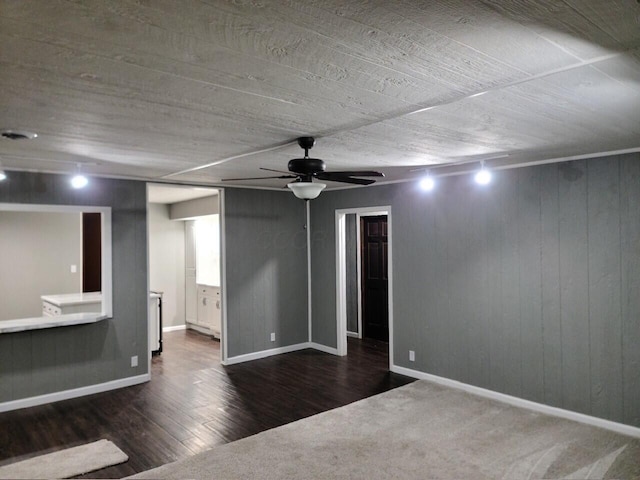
[
  {"x1": 170, "y1": 195, "x2": 219, "y2": 220},
  {"x1": 224, "y1": 188, "x2": 308, "y2": 357},
  {"x1": 0, "y1": 211, "x2": 81, "y2": 320},
  {"x1": 345, "y1": 214, "x2": 359, "y2": 334},
  {"x1": 310, "y1": 155, "x2": 640, "y2": 427},
  {"x1": 148, "y1": 203, "x2": 186, "y2": 328},
  {"x1": 0, "y1": 172, "x2": 148, "y2": 403}
]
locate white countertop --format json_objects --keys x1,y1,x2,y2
[
  {"x1": 0, "y1": 313, "x2": 109, "y2": 334},
  {"x1": 41, "y1": 292, "x2": 102, "y2": 307}
]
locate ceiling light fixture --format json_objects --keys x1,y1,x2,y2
[
  {"x1": 70, "y1": 164, "x2": 89, "y2": 189},
  {"x1": 71, "y1": 174, "x2": 88, "y2": 189},
  {"x1": 419, "y1": 174, "x2": 435, "y2": 191},
  {"x1": 474, "y1": 161, "x2": 492, "y2": 185},
  {"x1": 287, "y1": 181, "x2": 326, "y2": 200}
]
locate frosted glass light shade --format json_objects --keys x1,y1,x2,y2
[{"x1": 287, "y1": 182, "x2": 326, "y2": 200}]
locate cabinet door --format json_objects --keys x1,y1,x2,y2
[{"x1": 197, "y1": 293, "x2": 215, "y2": 328}]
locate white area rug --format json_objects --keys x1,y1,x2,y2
[
  {"x1": 130, "y1": 381, "x2": 640, "y2": 479},
  {"x1": 0, "y1": 439, "x2": 128, "y2": 479}
]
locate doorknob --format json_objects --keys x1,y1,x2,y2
[
  {"x1": 216, "y1": 300, "x2": 220, "y2": 309},
  {"x1": 202, "y1": 297, "x2": 207, "y2": 306}
]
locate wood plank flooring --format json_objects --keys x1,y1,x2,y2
[{"x1": 0, "y1": 330, "x2": 414, "y2": 478}]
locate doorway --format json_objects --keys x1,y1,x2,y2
[
  {"x1": 360, "y1": 215, "x2": 389, "y2": 342},
  {"x1": 335, "y1": 206, "x2": 393, "y2": 369},
  {"x1": 146, "y1": 184, "x2": 226, "y2": 367}
]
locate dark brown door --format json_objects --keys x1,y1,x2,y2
[
  {"x1": 361, "y1": 215, "x2": 388, "y2": 341},
  {"x1": 82, "y1": 212, "x2": 102, "y2": 293}
]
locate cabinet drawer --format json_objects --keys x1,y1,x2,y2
[
  {"x1": 197, "y1": 284, "x2": 219, "y2": 296},
  {"x1": 42, "y1": 301, "x2": 62, "y2": 316}
]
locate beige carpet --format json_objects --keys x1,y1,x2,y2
[
  {"x1": 130, "y1": 381, "x2": 640, "y2": 479},
  {"x1": 0, "y1": 439, "x2": 128, "y2": 479}
]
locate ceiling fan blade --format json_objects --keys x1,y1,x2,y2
[
  {"x1": 325, "y1": 170, "x2": 384, "y2": 177},
  {"x1": 316, "y1": 173, "x2": 376, "y2": 185},
  {"x1": 221, "y1": 175, "x2": 297, "y2": 181},
  {"x1": 260, "y1": 167, "x2": 293, "y2": 175}
]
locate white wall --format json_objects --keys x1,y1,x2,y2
[
  {"x1": 195, "y1": 214, "x2": 221, "y2": 287},
  {"x1": 148, "y1": 203, "x2": 186, "y2": 328},
  {"x1": 0, "y1": 211, "x2": 81, "y2": 320}
]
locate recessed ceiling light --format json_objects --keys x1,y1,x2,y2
[
  {"x1": 71, "y1": 174, "x2": 89, "y2": 189},
  {"x1": 474, "y1": 163, "x2": 492, "y2": 185},
  {"x1": 1, "y1": 130, "x2": 38, "y2": 140},
  {"x1": 419, "y1": 176, "x2": 435, "y2": 191}
]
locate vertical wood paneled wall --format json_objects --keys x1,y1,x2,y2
[
  {"x1": 311, "y1": 155, "x2": 640, "y2": 427},
  {"x1": 0, "y1": 172, "x2": 148, "y2": 403},
  {"x1": 224, "y1": 188, "x2": 308, "y2": 357}
]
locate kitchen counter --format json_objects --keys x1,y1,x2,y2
[
  {"x1": 0, "y1": 312, "x2": 108, "y2": 334},
  {"x1": 41, "y1": 292, "x2": 102, "y2": 307}
]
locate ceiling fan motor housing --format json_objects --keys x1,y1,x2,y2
[{"x1": 288, "y1": 157, "x2": 326, "y2": 175}]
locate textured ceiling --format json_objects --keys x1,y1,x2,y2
[{"x1": 1, "y1": 0, "x2": 639, "y2": 189}]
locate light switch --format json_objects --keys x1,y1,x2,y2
[{"x1": 70, "y1": 264, "x2": 77, "y2": 273}]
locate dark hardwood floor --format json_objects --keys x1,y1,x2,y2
[{"x1": 0, "y1": 330, "x2": 414, "y2": 478}]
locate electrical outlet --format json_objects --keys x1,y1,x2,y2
[
  {"x1": 409, "y1": 350, "x2": 415, "y2": 362},
  {"x1": 270, "y1": 332, "x2": 276, "y2": 342},
  {"x1": 131, "y1": 355, "x2": 138, "y2": 367}
]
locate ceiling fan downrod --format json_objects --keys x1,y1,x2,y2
[{"x1": 297, "y1": 136, "x2": 315, "y2": 158}]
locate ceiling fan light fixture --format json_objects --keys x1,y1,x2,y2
[{"x1": 287, "y1": 181, "x2": 326, "y2": 200}]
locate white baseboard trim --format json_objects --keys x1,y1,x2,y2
[
  {"x1": 310, "y1": 342, "x2": 339, "y2": 355},
  {"x1": 224, "y1": 343, "x2": 310, "y2": 365},
  {"x1": 163, "y1": 324, "x2": 186, "y2": 333},
  {"x1": 0, "y1": 374, "x2": 150, "y2": 413},
  {"x1": 186, "y1": 323, "x2": 219, "y2": 338},
  {"x1": 346, "y1": 331, "x2": 360, "y2": 338},
  {"x1": 222, "y1": 341, "x2": 343, "y2": 366},
  {"x1": 391, "y1": 365, "x2": 640, "y2": 439}
]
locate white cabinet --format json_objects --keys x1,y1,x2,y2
[
  {"x1": 195, "y1": 284, "x2": 221, "y2": 337},
  {"x1": 185, "y1": 217, "x2": 222, "y2": 338},
  {"x1": 42, "y1": 301, "x2": 62, "y2": 316}
]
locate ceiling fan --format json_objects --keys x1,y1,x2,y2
[{"x1": 222, "y1": 137, "x2": 384, "y2": 199}]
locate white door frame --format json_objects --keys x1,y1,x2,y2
[
  {"x1": 145, "y1": 184, "x2": 228, "y2": 367},
  {"x1": 346, "y1": 212, "x2": 363, "y2": 339},
  {"x1": 335, "y1": 206, "x2": 393, "y2": 369},
  {"x1": 219, "y1": 189, "x2": 228, "y2": 364}
]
